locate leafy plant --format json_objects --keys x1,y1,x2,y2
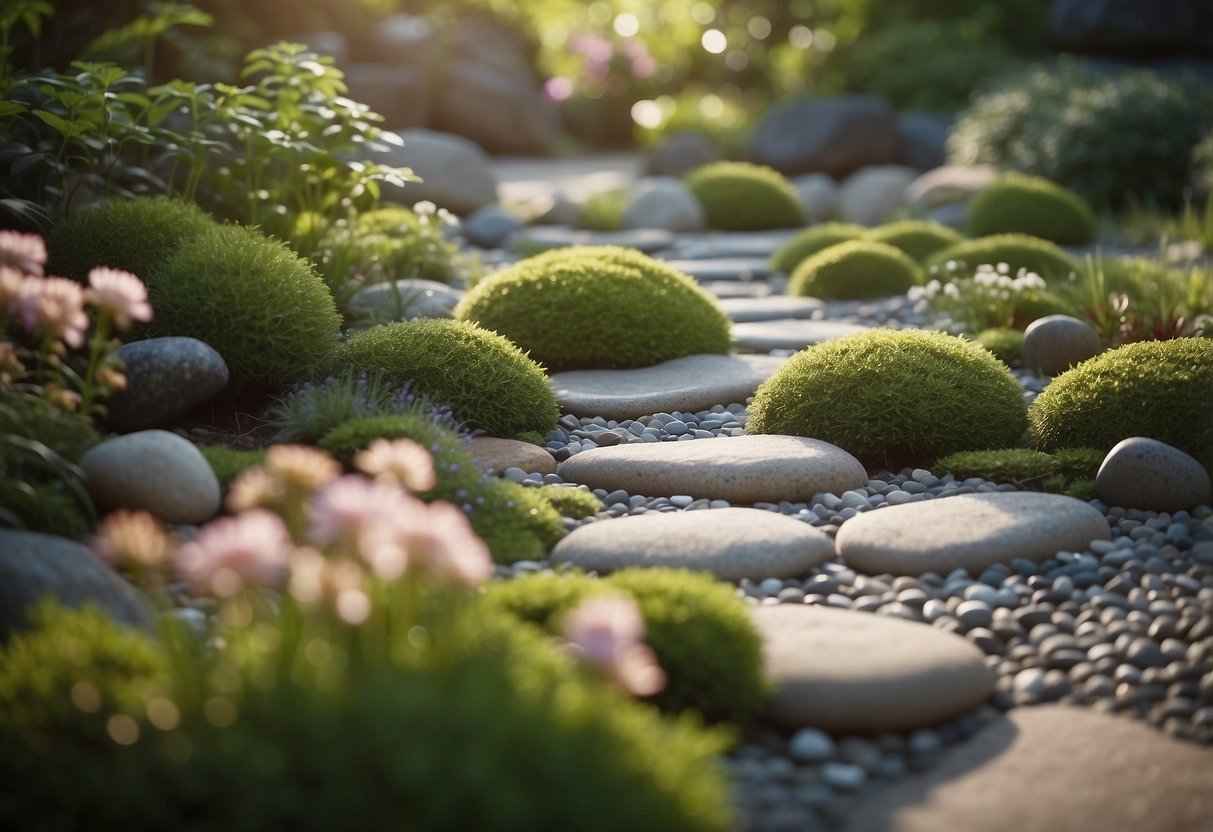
[{"x1": 910, "y1": 262, "x2": 1058, "y2": 333}]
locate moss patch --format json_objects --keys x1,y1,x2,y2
[
  {"x1": 770, "y1": 222, "x2": 867, "y2": 274},
  {"x1": 865, "y1": 220, "x2": 966, "y2": 263},
  {"x1": 967, "y1": 173, "x2": 1097, "y2": 245},
  {"x1": 685, "y1": 162, "x2": 805, "y2": 231},
  {"x1": 788, "y1": 240, "x2": 923, "y2": 300},
  {"x1": 925, "y1": 233, "x2": 1081, "y2": 284}
]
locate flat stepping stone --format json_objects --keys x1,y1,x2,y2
[
  {"x1": 513, "y1": 226, "x2": 674, "y2": 254},
  {"x1": 550, "y1": 354, "x2": 787, "y2": 420},
  {"x1": 658, "y1": 257, "x2": 772, "y2": 281},
  {"x1": 719, "y1": 296, "x2": 825, "y2": 323},
  {"x1": 551, "y1": 507, "x2": 835, "y2": 581},
  {"x1": 753, "y1": 604, "x2": 993, "y2": 732},
  {"x1": 469, "y1": 436, "x2": 556, "y2": 475},
  {"x1": 667, "y1": 230, "x2": 801, "y2": 260},
  {"x1": 846, "y1": 706, "x2": 1213, "y2": 832},
  {"x1": 836, "y1": 492, "x2": 1112, "y2": 577},
  {"x1": 556, "y1": 434, "x2": 867, "y2": 503},
  {"x1": 701, "y1": 280, "x2": 772, "y2": 299},
  {"x1": 732, "y1": 319, "x2": 873, "y2": 352}
]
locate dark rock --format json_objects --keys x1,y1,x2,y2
[
  {"x1": 748, "y1": 95, "x2": 900, "y2": 178},
  {"x1": 107, "y1": 337, "x2": 229, "y2": 432},
  {"x1": 374, "y1": 128, "x2": 498, "y2": 215},
  {"x1": 369, "y1": 14, "x2": 439, "y2": 65},
  {"x1": 434, "y1": 62, "x2": 564, "y2": 156},
  {"x1": 644, "y1": 131, "x2": 724, "y2": 177},
  {"x1": 462, "y1": 205, "x2": 524, "y2": 249},
  {"x1": 1049, "y1": 0, "x2": 1213, "y2": 57},
  {"x1": 1096, "y1": 437, "x2": 1213, "y2": 512},
  {"x1": 897, "y1": 112, "x2": 952, "y2": 171},
  {"x1": 342, "y1": 64, "x2": 430, "y2": 130}
]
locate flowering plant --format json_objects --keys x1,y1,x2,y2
[{"x1": 910, "y1": 261, "x2": 1049, "y2": 333}]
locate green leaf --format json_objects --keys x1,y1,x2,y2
[
  {"x1": 0, "y1": 100, "x2": 27, "y2": 118},
  {"x1": 31, "y1": 109, "x2": 83, "y2": 138}
]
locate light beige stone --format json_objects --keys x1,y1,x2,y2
[
  {"x1": 719, "y1": 296, "x2": 825, "y2": 323},
  {"x1": 904, "y1": 164, "x2": 1000, "y2": 210},
  {"x1": 469, "y1": 436, "x2": 556, "y2": 475},
  {"x1": 80, "y1": 430, "x2": 221, "y2": 524},
  {"x1": 838, "y1": 165, "x2": 917, "y2": 226},
  {"x1": 1096, "y1": 436, "x2": 1212, "y2": 512},
  {"x1": 732, "y1": 319, "x2": 874, "y2": 352}
]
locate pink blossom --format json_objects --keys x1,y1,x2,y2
[
  {"x1": 0, "y1": 265, "x2": 23, "y2": 309},
  {"x1": 308, "y1": 475, "x2": 425, "y2": 554},
  {"x1": 87, "y1": 267, "x2": 152, "y2": 331},
  {"x1": 354, "y1": 437, "x2": 436, "y2": 492},
  {"x1": 175, "y1": 510, "x2": 293, "y2": 598},
  {"x1": 403, "y1": 501, "x2": 492, "y2": 588},
  {"x1": 562, "y1": 595, "x2": 666, "y2": 696},
  {"x1": 12, "y1": 276, "x2": 89, "y2": 348},
  {"x1": 0, "y1": 230, "x2": 46, "y2": 276},
  {"x1": 90, "y1": 509, "x2": 173, "y2": 570},
  {"x1": 264, "y1": 444, "x2": 340, "y2": 491}
]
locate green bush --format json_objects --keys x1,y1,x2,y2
[
  {"x1": 454, "y1": 246, "x2": 732, "y2": 372},
  {"x1": 331, "y1": 319, "x2": 559, "y2": 439},
  {"x1": 1028, "y1": 338, "x2": 1213, "y2": 470},
  {"x1": 966, "y1": 173, "x2": 1096, "y2": 245},
  {"x1": 144, "y1": 224, "x2": 341, "y2": 392},
  {"x1": 925, "y1": 233, "x2": 1080, "y2": 284},
  {"x1": 933, "y1": 446, "x2": 1105, "y2": 495},
  {"x1": 748, "y1": 329, "x2": 1028, "y2": 466},
  {"x1": 579, "y1": 189, "x2": 628, "y2": 232},
  {"x1": 482, "y1": 568, "x2": 768, "y2": 724},
  {"x1": 770, "y1": 222, "x2": 867, "y2": 274},
  {"x1": 865, "y1": 220, "x2": 966, "y2": 263},
  {"x1": 196, "y1": 445, "x2": 268, "y2": 488},
  {"x1": 788, "y1": 240, "x2": 923, "y2": 300},
  {"x1": 45, "y1": 197, "x2": 218, "y2": 282},
  {"x1": 684, "y1": 162, "x2": 805, "y2": 231},
  {"x1": 973, "y1": 327, "x2": 1024, "y2": 364}
]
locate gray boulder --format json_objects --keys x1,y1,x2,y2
[
  {"x1": 1049, "y1": 0, "x2": 1213, "y2": 57},
  {"x1": 342, "y1": 64, "x2": 430, "y2": 130},
  {"x1": 748, "y1": 95, "x2": 900, "y2": 178},
  {"x1": 1096, "y1": 437, "x2": 1213, "y2": 511},
  {"x1": 106, "y1": 337, "x2": 229, "y2": 432},
  {"x1": 462, "y1": 204, "x2": 524, "y2": 249},
  {"x1": 622, "y1": 178, "x2": 706, "y2": 232},
  {"x1": 369, "y1": 14, "x2": 439, "y2": 65},
  {"x1": 1021, "y1": 315, "x2": 1102, "y2": 376},
  {"x1": 643, "y1": 131, "x2": 724, "y2": 177},
  {"x1": 897, "y1": 112, "x2": 952, "y2": 171},
  {"x1": 373, "y1": 128, "x2": 498, "y2": 215}
]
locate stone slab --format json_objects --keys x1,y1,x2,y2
[
  {"x1": 512, "y1": 226, "x2": 674, "y2": 254},
  {"x1": 658, "y1": 257, "x2": 772, "y2": 281},
  {"x1": 700, "y1": 280, "x2": 773, "y2": 299},
  {"x1": 732, "y1": 319, "x2": 874, "y2": 352},
  {"x1": 469, "y1": 436, "x2": 556, "y2": 475},
  {"x1": 719, "y1": 296, "x2": 825, "y2": 323}
]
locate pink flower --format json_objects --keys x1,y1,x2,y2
[
  {"x1": 0, "y1": 265, "x2": 24, "y2": 309},
  {"x1": 288, "y1": 547, "x2": 370, "y2": 625},
  {"x1": 0, "y1": 230, "x2": 46, "y2": 276},
  {"x1": 308, "y1": 475, "x2": 424, "y2": 554},
  {"x1": 354, "y1": 437, "x2": 436, "y2": 492},
  {"x1": 264, "y1": 444, "x2": 340, "y2": 492},
  {"x1": 562, "y1": 595, "x2": 666, "y2": 696},
  {"x1": 87, "y1": 267, "x2": 152, "y2": 331},
  {"x1": 402, "y1": 501, "x2": 492, "y2": 588},
  {"x1": 175, "y1": 510, "x2": 293, "y2": 598},
  {"x1": 12, "y1": 276, "x2": 89, "y2": 348}
]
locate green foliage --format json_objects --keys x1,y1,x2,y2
[
  {"x1": 684, "y1": 162, "x2": 805, "y2": 231},
  {"x1": 1194, "y1": 131, "x2": 1213, "y2": 200},
  {"x1": 748, "y1": 329, "x2": 1028, "y2": 466},
  {"x1": 933, "y1": 446, "x2": 1104, "y2": 494},
  {"x1": 865, "y1": 220, "x2": 965, "y2": 263},
  {"x1": 973, "y1": 327, "x2": 1024, "y2": 364},
  {"x1": 925, "y1": 233, "x2": 1080, "y2": 284},
  {"x1": 454, "y1": 246, "x2": 732, "y2": 372},
  {"x1": 144, "y1": 224, "x2": 342, "y2": 393},
  {"x1": 482, "y1": 568, "x2": 768, "y2": 724},
  {"x1": 332, "y1": 319, "x2": 559, "y2": 439},
  {"x1": 579, "y1": 189, "x2": 628, "y2": 231},
  {"x1": 196, "y1": 445, "x2": 267, "y2": 488},
  {"x1": 966, "y1": 173, "x2": 1096, "y2": 245},
  {"x1": 1028, "y1": 338, "x2": 1213, "y2": 470},
  {"x1": 788, "y1": 240, "x2": 922, "y2": 300},
  {"x1": 538, "y1": 484, "x2": 602, "y2": 519},
  {"x1": 770, "y1": 222, "x2": 867, "y2": 274}
]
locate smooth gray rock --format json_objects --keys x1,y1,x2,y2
[
  {"x1": 375, "y1": 128, "x2": 498, "y2": 215},
  {"x1": 622, "y1": 178, "x2": 706, "y2": 232},
  {"x1": 657, "y1": 257, "x2": 771, "y2": 281},
  {"x1": 700, "y1": 280, "x2": 773, "y2": 299},
  {"x1": 1049, "y1": 0, "x2": 1213, "y2": 57},
  {"x1": 748, "y1": 95, "x2": 900, "y2": 178},
  {"x1": 107, "y1": 337, "x2": 229, "y2": 432},
  {"x1": 433, "y1": 61, "x2": 563, "y2": 156},
  {"x1": 511, "y1": 226, "x2": 675, "y2": 254},
  {"x1": 791, "y1": 173, "x2": 840, "y2": 224},
  {"x1": 668, "y1": 230, "x2": 801, "y2": 260},
  {"x1": 370, "y1": 13, "x2": 438, "y2": 64},
  {"x1": 342, "y1": 63, "x2": 429, "y2": 130},
  {"x1": 903, "y1": 164, "x2": 1000, "y2": 210},
  {"x1": 551, "y1": 507, "x2": 835, "y2": 580},
  {"x1": 469, "y1": 436, "x2": 556, "y2": 476},
  {"x1": 732, "y1": 319, "x2": 874, "y2": 352},
  {"x1": 644, "y1": 131, "x2": 723, "y2": 177},
  {"x1": 1021, "y1": 314, "x2": 1102, "y2": 376},
  {"x1": 462, "y1": 204, "x2": 523, "y2": 249},
  {"x1": 897, "y1": 112, "x2": 952, "y2": 171},
  {"x1": 838, "y1": 165, "x2": 917, "y2": 226},
  {"x1": 719, "y1": 296, "x2": 825, "y2": 323},
  {"x1": 1096, "y1": 437, "x2": 1213, "y2": 511},
  {"x1": 80, "y1": 430, "x2": 221, "y2": 524},
  {"x1": 347, "y1": 279, "x2": 463, "y2": 322}
]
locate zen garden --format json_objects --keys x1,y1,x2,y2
[{"x1": 3, "y1": 0, "x2": 1213, "y2": 829}]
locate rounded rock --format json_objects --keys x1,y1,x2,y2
[
  {"x1": 106, "y1": 337, "x2": 229, "y2": 432},
  {"x1": 1096, "y1": 437, "x2": 1212, "y2": 512},
  {"x1": 79, "y1": 430, "x2": 221, "y2": 523}
]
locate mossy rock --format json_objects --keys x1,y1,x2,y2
[
  {"x1": 865, "y1": 220, "x2": 966, "y2": 263},
  {"x1": 144, "y1": 225, "x2": 341, "y2": 393},
  {"x1": 973, "y1": 327, "x2": 1024, "y2": 364},
  {"x1": 925, "y1": 233, "x2": 1081, "y2": 284},
  {"x1": 684, "y1": 162, "x2": 805, "y2": 231},
  {"x1": 748, "y1": 329, "x2": 1028, "y2": 466},
  {"x1": 770, "y1": 222, "x2": 867, "y2": 274},
  {"x1": 1028, "y1": 338, "x2": 1213, "y2": 470},
  {"x1": 46, "y1": 197, "x2": 218, "y2": 282},
  {"x1": 966, "y1": 173, "x2": 1097, "y2": 246},
  {"x1": 454, "y1": 246, "x2": 731, "y2": 372},
  {"x1": 788, "y1": 240, "x2": 923, "y2": 300},
  {"x1": 332, "y1": 319, "x2": 559, "y2": 439}
]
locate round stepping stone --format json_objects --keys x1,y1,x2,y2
[
  {"x1": 753, "y1": 604, "x2": 994, "y2": 732},
  {"x1": 836, "y1": 492, "x2": 1111, "y2": 577},
  {"x1": 656, "y1": 257, "x2": 772, "y2": 281},
  {"x1": 1096, "y1": 436, "x2": 1212, "y2": 512},
  {"x1": 718, "y1": 296, "x2": 825, "y2": 323},
  {"x1": 106, "y1": 337, "x2": 229, "y2": 432},
  {"x1": 512, "y1": 226, "x2": 674, "y2": 254},
  {"x1": 732, "y1": 319, "x2": 873, "y2": 352},
  {"x1": 700, "y1": 280, "x2": 772, "y2": 299},
  {"x1": 664, "y1": 230, "x2": 800, "y2": 260},
  {"x1": 556, "y1": 434, "x2": 867, "y2": 503},
  {"x1": 550, "y1": 354, "x2": 787, "y2": 420},
  {"x1": 551, "y1": 507, "x2": 835, "y2": 581},
  {"x1": 469, "y1": 436, "x2": 556, "y2": 475},
  {"x1": 80, "y1": 430, "x2": 221, "y2": 524},
  {"x1": 846, "y1": 706, "x2": 1213, "y2": 832}
]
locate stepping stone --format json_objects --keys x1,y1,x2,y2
[
  {"x1": 550, "y1": 354, "x2": 787, "y2": 420},
  {"x1": 551, "y1": 507, "x2": 835, "y2": 581},
  {"x1": 658, "y1": 257, "x2": 772, "y2": 281},
  {"x1": 556, "y1": 435, "x2": 867, "y2": 503},
  {"x1": 836, "y1": 492, "x2": 1112, "y2": 577},
  {"x1": 667, "y1": 230, "x2": 801, "y2": 260},
  {"x1": 719, "y1": 296, "x2": 825, "y2": 323},
  {"x1": 846, "y1": 706, "x2": 1213, "y2": 832},
  {"x1": 732, "y1": 319, "x2": 874, "y2": 352},
  {"x1": 752, "y1": 604, "x2": 993, "y2": 732},
  {"x1": 701, "y1": 280, "x2": 772, "y2": 299},
  {"x1": 469, "y1": 436, "x2": 556, "y2": 475},
  {"x1": 347, "y1": 279, "x2": 464, "y2": 321},
  {"x1": 513, "y1": 226, "x2": 674, "y2": 254}
]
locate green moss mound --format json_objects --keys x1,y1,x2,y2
[
  {"x1": 865, "y1": 220, "x2": 966, "y2": 263},
  {"x1": 454, "y1": 246, "x2": 732, "y2": 372},
  {"x1": 197, "y1": 445, "x2": 268, "y2": 488},
  {"x1": 332, "y1": 319, "x2": 559, "y2": 438},
  {"x1": 311, "y1": 207, "x2": 460, "y2": 295},
  {"x1": 966, "y1": 173, "x2": 1096, "y2": 245},
  {"x1": 934, "y1": 446, "x2": 1105, "y2": 496},
  {"x1": 482, "y1": 568, "x2": 768, "y2": 724},
  {"x1": 685, "y1": 162, "x2": 805, "y2": 231},
  {"x1": 538, "y1": 484, "x2": 602, "y2": 519},
  {"x1": 770, "y1": 222, "x2": 867, "y2": 274},
  {"x1": 45, "y1": 197, "x2": 218, "y2": 282},
  {"x1": 748, "y1": 329, "x2": 1028, "y2": 466},
  {"x1": 925, "y1": 233, "x2": 1080, "y2": 284},
  {"x1": 1028, "y1": 338, "x2": 1213, "y2": 470},
  {"x1": 788, "y1": 240, "x2": 923, "y2": 300},
  {"x1": 973, "y1": 327, "x2": 1024, "y2": 364},
  {"x1": 579, "y1": 189, "x2": 628, "y2": 231},
  {"x1": 145, "y1": 225, "x2": 341, "y2": 392}
]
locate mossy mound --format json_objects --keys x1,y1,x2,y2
[
  {"x1": 770, "y1": 222, "x2": 867, "y2": 274},
  {"x1": 454, "y1": 246, "x2": 732, "y2": 372},
  {"x1": 972, "y1": 327, "x2": 1024, "y2": 364},
  {"x1": 684, "y1": 162, "x2": 805, "y2": 231},
  {"x1": 46, "y1": 197, "x2": 218, "y2": 282},
  {"x1": 1028, "y1": 338, "x2": 1213, "y2": 470},
  {"x1": 934, "y1": 446, "x2": 1105, "y2": 498},
  {"x1": 482, "y1": 568, "x2": 768, "y2": 724},
  {"x1": 925, "y1": 233, "x2": 1080, "y2": 284},
  {"x1": 579, "y1": 189, "x2": 628, "y2": 231},
  {"x1": 966, "y1": 173, "x2": 1097, "y2": 245},
  {"x1": 748, "y1": 329, "x2": 1027, "y2": 466},
  {"x1": 196, "y1": 445, "x2": 268, "y2": 488},
  {"x1": 144, "y1": 225, "x2": 341, "y2": 393},
  {"x1": 865, "y1": 220, "x2": 966, "y2": 263},
  {"x1": 537, "y1": 484, "x2": 602, "y2": 519},
  {"x1": 332, "y1": 319, "x2": 559, "y2": 438},
  {"x1": 788, "y1": 240, "x2": 923, "y2": 300}
]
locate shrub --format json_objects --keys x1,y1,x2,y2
[
  {"x1": 45, "y1": 197, "x2": 218, "y2": 283},
  {"x1": 966, "y1": 173, "x2": 1096, "y2": 245},
  {"x1": 973, "y1": 327, "x2": 1024, "y2": 364},
  {"x1": 925, "y1": 233, "x2": 1080, "y2": 284},
  {"x1": 684, "y1": 162, "x2": 805, "y2": 231},
  {"x1": 911, "y1": 262, "x2": 1074, "y2": 333},
  {"x1": 143, "y1": 225, "x2": 341, "y2": 392},
  {"x1": 748, "y1": 329, "x2": 1028, "y2": 466},
  {"x1": 482, "y1": 568, "x2": 768, "y2": 724},
  {"x1": 865, "y1": 220, "x2": 966, "y2": 263},
  {"x1": 454, "y1": 246, "x2": 732, "y2": 372},
  {"x1": 1028, "y1": 338, "x2": 1213, "y2": 470},
  {"x1": 770, "y1": 222, "x2": 867, "y2": 274},
  {"x1": 196, "y1": 445, "x2": 267, "y2": 488},
  {"x1": 788, "y1": 240, "x2": 922, "y2": 300},
  {"x1": 579, "y1": 189, "x2": 628, "y2": 231}
]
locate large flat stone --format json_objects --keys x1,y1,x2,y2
[
  {"x1": 753, "y1": 604, "x2": 994, "y2": 732},
  {"x1": 847, "y1": 706, "x2": 1213, "y2": 832},
  {"x1": 719, "y1": 296, "x2": 825, "y2": 323},
  {"x1": 556, "y1": 434, "x2": 867, "y2": 503},
  {"x1": 732, "y1": 319, "x2": 874, "y2": 352},
  {"x1": 701, "y1": 280, "x2": 773, "y2": 299},
  {"x1": 836, "y1": 492, "x2": 1112, "y2": 577},
  {"x1": 657, "y1": 257, "x2": 772, "y2": 281},
  {"x1": 550, "y1": 354, "x2": 786, "y2": 420},
  {"x1": 512, "y1": 226, "x2": 674, "y2": 254},
  {"x1": 469, "y1": 436, "x2": 556, "y2": 475},
  {"x1": 664, "y1": 230, "x2": 801, "y2": 260},
  {"x1": 551, "y1": 507, "x2": 835, "y2": 581}
]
